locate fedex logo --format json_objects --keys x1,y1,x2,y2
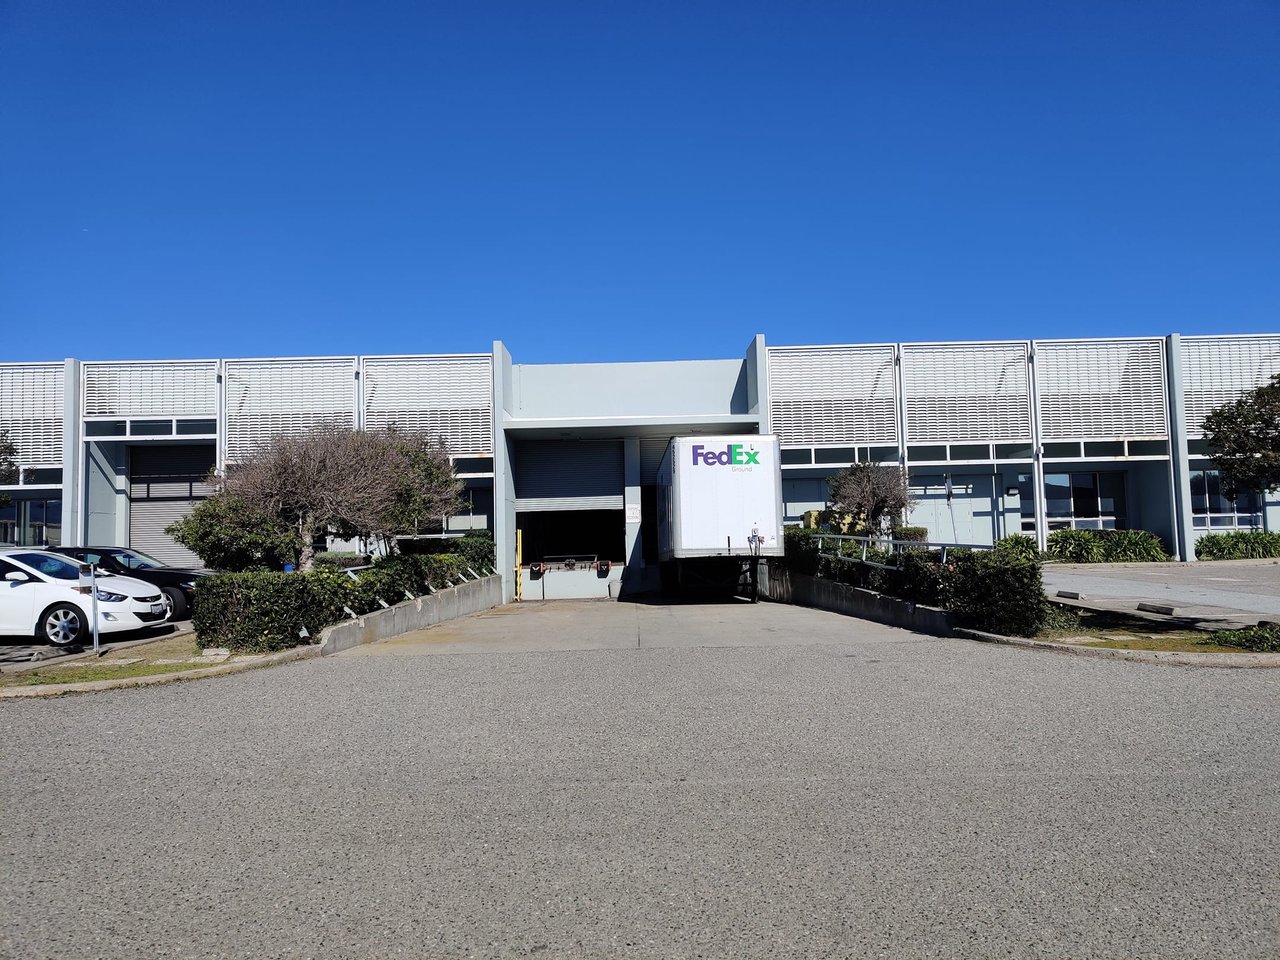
[{"x1": 692, "y1": 443, "x2": 761, "y2": 466}]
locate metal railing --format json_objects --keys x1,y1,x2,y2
[{"x1": 814, "y1": 534, "x2": 992, "y2": 570}]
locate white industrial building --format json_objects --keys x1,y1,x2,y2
[{"x1": 2, "y1": 332, "x2": 1277, "y2": 601}]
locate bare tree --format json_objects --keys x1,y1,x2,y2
[
  {"x1": 221, "y1": 424, "x2": 461, "y2": 571},
  {"x1": 826, "y1": 462, "x2": 916, "y2": 535}
]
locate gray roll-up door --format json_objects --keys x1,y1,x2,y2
[
  {"x1": 513, "y1": 440, "x2": 623, "y2": 512},
  {"x1": 128, "y1": 444, "x2": 215, "y2": 567},
  {"x1": 640, "y1": 438, "x2": 672, "y2": 485}
]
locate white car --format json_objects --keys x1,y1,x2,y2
[{"x1": 0, "y1": 549, "x2": 172, "y2": 647}]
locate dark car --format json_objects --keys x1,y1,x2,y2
[{"x1": 52, "y1": 547, "x2": 208, "y2": 619}]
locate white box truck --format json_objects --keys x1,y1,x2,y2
[{"x1": 656, "y1": 435, "x2": 784, "y2": 599}]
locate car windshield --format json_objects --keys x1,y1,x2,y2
[
  {"x1": 111, "y1": 549, "x2": 165, "y2": 570},
  {"x1": 11, "y1": 553, "x2": 80, "y2": 581}
]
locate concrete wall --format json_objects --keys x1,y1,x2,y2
[
  {"x1": 318, "y1": 575, "x2": 502, "y2": 656},
  {"x1": 85, "y1": 441, "x2": 128, "y2": 546},
  {"x1": 762, "y1": 564, "x2": 955, "y2": 636},
  {"x1": 512, "y1": 358, "x2": 750, "y2": 420},
  {"x1": 522, "y1": 565, "x2": 624, "y2": 600}
]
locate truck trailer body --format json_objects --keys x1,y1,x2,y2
[{"x1": 656, "y1": 435, "x2": 785, "y2": 561}]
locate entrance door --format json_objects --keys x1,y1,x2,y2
[
  {"x1": 128, "y1": 445, "x2": 215, "y2": 566},
  {"x1": 908, "y1": 473, "x2": 998, "y2": 545}
]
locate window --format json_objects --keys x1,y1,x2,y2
[
  {"x1": 0, "y1": 498, "x2": 61, "y2": 547},
  {"x1": 1190, "y1": 470, "x2": 1261, "y2": 529},
  {"x1": 10, "y1": 553, "x2": 79, "y2": 580},
  {"x1": 1018, "y1": 472, "x2": 1127, "y2": 533}
]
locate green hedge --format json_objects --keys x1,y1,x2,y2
[
  {"x1": 313, "y1": 551, "x2": 371, "y2": 569},
  {"x1": 192, "y1": 554, "x2": 472, "y2": 652},
  {"x1": 781, "y1": 531, "x2": 1047, "y2": 637},
  {"x1": 1212, "y1": 622, "x2": 1280, "y2": 653},
  {"x1": 1046, "y1": 528, "x2": 1169, "y2": 563},
  {"x1": 399, "y1": 531, "x2": 496, "y2": 572},
  {"x1": 1195, "y1": 531, "x2": 1280, "y2": 560}
]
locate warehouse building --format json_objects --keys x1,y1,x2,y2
[{"x1": 2, "y1": 332, "x2": 1277, "y2": 601}]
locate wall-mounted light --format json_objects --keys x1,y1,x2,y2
[{"x1": 1006, "y1": 486, "x2": 1020, "y2": 497}]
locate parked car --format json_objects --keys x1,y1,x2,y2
[
  {"x1": 52, "y1": 547, "x2": 207, "y2": 620},
  {"x1": 0, "y1": 549, "x2": 171, "y2": 647}
]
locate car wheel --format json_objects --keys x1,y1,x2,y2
[
  {"x1": 39, "y1": 603, "x2": 87, "y2": 647},
  {"x1": 162, "y1": 587, "x2": 187, "y2": 620}
]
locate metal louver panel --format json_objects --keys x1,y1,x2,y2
[
  {"x1": 129, "y1": 500, "x2": 204, "y2": 567},
  {"x1": 902, "y1": 343, "x2": 1031, "y2": 442},
  {"x1": 83, "y1": 361, "x2": 217, "y2": 417},
  {"x1": 767, "y1": 345, "x2": 898, "y2": 444},
  {"x1": 1036, "y1": 339, "x2": 1168, "y2": 440},
  {"x1": 0, "y1": 363, "x2": 64, "y2": 464},
  {"x1": 640, "y1": 438, "x2": 671, "y2": 484},
  {"x1": 1182, "y1": 336, "x2": 1280, "y2": 436},
  {"x1": 362, "y1": 355, "x2": 493, "y2": 454},
  {"x1": 128, "y1": 445, "x2": 216, "y2": 567},
  {"x1": 224, "y1": 358, "x2": 356, "y2": 461},
  {"x1": 512, "y1": 440, "x2": 624, "y2": 512}
]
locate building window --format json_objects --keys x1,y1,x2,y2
[
  {"x1": 0, "y1": 497, "x2": 62, "y2": 547},
  {"x1": 1043, "y1": 472, "x2": 1126, "y2": 530},
  {"x1": 1190, "y1": 470, "x2": 1261, "y2": 529}
]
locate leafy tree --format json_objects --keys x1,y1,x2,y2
[
  {"x1": 825, "y1": 462, "x2": 916, "y2": 535},
  {"x1": 0, "y1": 430, "x2": 17, "y2": 508},
  {"x1": 1202, "y1": 373, "x2": 1280, "y2": 498},
  {"x1": 218, "y1": 424, "x2": 462, "y2": 572},
  {"x1": 166, "y1": 494, "x2": 302, "y2": 571}
]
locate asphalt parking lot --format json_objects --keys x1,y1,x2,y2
[{"x1": 2, "y1": 599, "x2": 1277, "y2": 959}]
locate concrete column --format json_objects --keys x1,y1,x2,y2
[
  {"x1": 60, "y1": 358, "x2": 82, "y2": 546},
  {"x1": 1166, "y1": 334, "x2": 1196, "y2": 562},
  {"x1": 491, "y1": 341, "x2": 517, "y2": 602},
  {"x1": 744, "y1": 334, "x2": 769, "y2": 434},
  {"x1": 623, "y1": 437, "x2": 642, "y2": 584},
  {"x1": 84, "y1": 441, "x2": 128, "y2": 546}
]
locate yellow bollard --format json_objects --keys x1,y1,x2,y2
[{"x1": 515, "y1": 528, "x2": 523, "y2": 602}]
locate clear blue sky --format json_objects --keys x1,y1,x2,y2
[{"x1": 2, "y1": 1, "x2": 1277, "y2": 364}]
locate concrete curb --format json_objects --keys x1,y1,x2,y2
[
  {"x1": 953, "y1": 628, "x2": 1280, "y2": 669},
  {"x1": 0, "y1": 645, "x2": 321, "y2": 699}
]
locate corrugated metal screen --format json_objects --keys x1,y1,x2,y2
[
  {"x1": 1182, "y1": 336, "x2": 1280, "y2": 436},
  {"x1": 902, "y1": 343, "x2": 1031, "y2": 442},
  {"x1": 84, "y1": 361, "x2": 217, "y2": 417},
  {"x1": 513, "y1": 440, "x2": 624, "y2": 512},
  {"x1": 224, "y1": 359, "x2": 356, "y2": 461},
  {"x1": 362, "y1": 355, "x2": 493, "y2": 454},
  {"x1": 0, "y1": 363, "x2": 64, "y2": 465},
  {"x1": 1036, "y1": 339, "x2": 1168, "y2": 440},
  {"x1": 640, "y1": 438, "x2": 671, "y2": 485},
  {"x1": 767, "y1": 345, "x2": 898, "y2": 444},
  {"x1": 128, "y1": 445, "x2": 216, "y2": 567}
]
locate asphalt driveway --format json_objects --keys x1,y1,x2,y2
[{"x1": 1, "y1": 599, "x2": 1277, "y2": 959}]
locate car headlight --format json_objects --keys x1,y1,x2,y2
[{"x1": 96, "y1": 589, "x2": 126, "y2": 603}]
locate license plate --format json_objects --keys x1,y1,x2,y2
[{"x1": 150, "y1": 603, "x2": 164, "y2": 614}]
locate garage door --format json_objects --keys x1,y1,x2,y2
[
  {"x1": 512, "y1": 440, "x2": 623, "y2": 512},
  {"x1": 128, "y1": 445, "x2": 215, "y2": 567}
]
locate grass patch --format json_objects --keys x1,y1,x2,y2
[
  {"x1": 11, "y1": 659, "x2": 214, "y2": 687},
  {"x1": 1036, "y1": 606, "x2": 1265, "y2": 654}
]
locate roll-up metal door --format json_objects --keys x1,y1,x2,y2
[
  {"x1": 513, "y1": 440, "x2": 623, "y2": 512},
  {"x1": 128, "y1": 445, "x2": 215, "y2": 567},
  {"x1": 640, "y1": 438, "x2": 672, "y2": 485}
]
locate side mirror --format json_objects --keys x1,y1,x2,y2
[{"x1": 4, "y1": 571, "x2": 31, "y2": 583}]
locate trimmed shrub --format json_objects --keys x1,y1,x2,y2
[
  {"x1": 1099, "y1": 530, "x2": 1169, "y2": 562},
  {"x1": 898, "y1": 550, "x2": 953, "y2": 606},
  {"x1": 783, "y1": 527, "x2": 822, "y2": 575},
  {"x1": 1046, "y1": 529, "x2": 1104, "y2": 563},
  {"x1": 991, "y1": 534, "x2": 1039, "y2": 563},
  {"x1": 1046, "y1": 528, "x2": 1170, "y2": 563},
  {"x1": 895, "y1": 526, "x2": 929, "y2": 543},
  {"x1": 1196, "y1": 531, "x2": 1280, "y2": 561},
  {"x1": 313, "y1": 551, "x2": 370, "y2": 570},
  {"x1": 948, "y1": 551, "x2": 1048, "y2": 637},
  {"x1": 1212, "y1": 622, "x2": 1280, "y2": 653},
  {"x1": 399, "y1": 531, "x2": 496, "y2": 572},
  {"x1": 193, "y1": 554, "x2": 478, "y2": 651}
]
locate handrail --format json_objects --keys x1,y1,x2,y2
[{"x1": 814, "y1": 533, "x2": 992, "y2": 568}]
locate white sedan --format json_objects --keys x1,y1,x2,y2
[{"x1": 0, "y1": 550, "x2": 172, "y2": 647}]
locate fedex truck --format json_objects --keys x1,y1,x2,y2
[{"x1": 656, "y1": 435, "x2": 784, "y2": 599}]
